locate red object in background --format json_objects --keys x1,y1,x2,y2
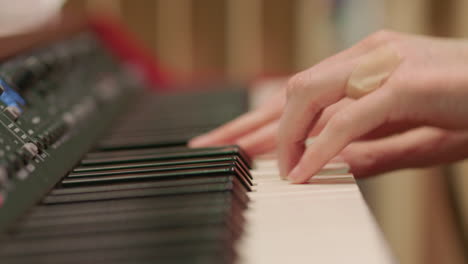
[{"x1": 89, "y1": 14, "x2": 171, "y2": 90}]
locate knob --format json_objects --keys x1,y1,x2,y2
[
  {"x1": 21, "y1": 142, "x2": 39, "y2": 159},
  {"x1": 4, "y1": 106, "x2": 21, "y2": 121}
]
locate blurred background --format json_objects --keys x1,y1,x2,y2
[{"x1": 65, "y1": 0, "x2": 468, "y2": 263}]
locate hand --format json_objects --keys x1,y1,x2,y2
[
  {"x1": 281, "y1": 30, "x2": 468, "y2": 183},
  {"x1": 191, "y1": 30, "x2": 468, "y2": 182}
]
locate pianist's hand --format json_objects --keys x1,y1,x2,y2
[{"x1": 191, "y1": 30, "x2": 468, "y2": 182}]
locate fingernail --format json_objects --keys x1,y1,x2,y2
[
  {"x1": 288, "y1": 165, "x2": 302, "y2": 183},
  {"x1": 278, "y1": 160, "x2": 288, "y2": 180},
  {"x1": 304, "y1": 137, "x2": 316, "y2": 148}
]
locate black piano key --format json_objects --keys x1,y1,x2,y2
[
  {"x1": 72, "y1": 155, "x2": 240, "y2": 173},
  {"x1": 30, "y1": 193, "x2": 233, "y2": 218},
  {"x1": 0, "y1": 244, "x2": 231, "y2": 264},
  {"x1": 81, "y1": 146, "x2": 252, "y2": 170},
  {"x1": 15, "y1": 195, "x2": 245, "y2": 242},
  {"x1": 69, "y1": 160, "x2": 238, "y2": 178},
  {"x1": 50, "y1": 178, "x2": 249, "y2": 209},
  {"x1": 46, "y1": 176, "x2": 249, "y2": 205},
  {"x1": 0, "y1": 226, "x2": 232, "y2": 257},
  {"x1": 45, "y1": 180, "x2": 234, "y2": 204},
  {"x1": 50, "y1": 175, "x2": 232, "y2": 196},
  {"x1": 67, "y1": 160, "x2": 253, "y2": 188},
  {"x1": 17, "y1": 206, "x2": 232, "y2": 230},
  {"x1": 74, "y1": 154, "x2": 252, "y2": 182},
  {"x1": 61, "y1": 166, "x2": 253, "y2": 192}
]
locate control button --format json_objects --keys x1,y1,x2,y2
[
  {"x1": 37, "y1": 133, "x2": 51, "y2": 149},
  {"x1": 62, "y1": 112, "x2": 76, "y2": 127},
  {"x1": 47, "y1": 121, "x2": 68, "y2": 145},
  {"x1": 16, "y1": 168, "x2": 29, "y2": 180},
  {"x1": 4, "y1": 106, "x2": 21, "y2": 121},
  {"x1": 21, "y1": 143, "x2": 39, "y2": 159},
  {"x1": 31, "y1": 116, "x2": 41, "y2": 125}
]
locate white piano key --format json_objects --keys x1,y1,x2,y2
[{"x1": 237, "y1": 158, "x2": 397, "y2": 264}]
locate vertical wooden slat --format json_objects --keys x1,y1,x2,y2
[
  {"x1": 434, "y1": 5, "x2": 468, "y2": 260},
  {"x1": 191, "y1": 0, "x2": 226, "y2": 75},
  {"x1": 384, "y1": 0, "x2": 431, "y2": 34},
  {"x1": 155, "y1": 0, "x2": 193, "y2": 74},
  {"x1": 428, "y1": 0, "x2": 454, "y2": 36},
  {"x1": 368, "y1": 169, "x2": 427, "y2": 264},
  {"x1": 424, "y1": 167, "x2": 466, "y2": 264},
  {"x1": 449, "y1": 0, "x2": 468, "y2": 37},
  {"x1": 294, "y1": 0, "x2": 336, "y2": 71},
  {"x1": 261, "y1": 0, "x2": 295, "y2": 75},
  {"x1": 119, "y1": 0, "x2": 156, "y2": 51},
  {"x1": 226, "y1": 0, "x2": 262, "y2": 79}
]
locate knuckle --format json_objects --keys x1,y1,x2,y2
[
  {"x1": 360, "y1": 29, "x2": 399, "y2": 48},
  {"x1": 286, "y1": 73, "x2": 311, "y2": 98},
  {"x1": 371, "y1": 29, "x2": 397, "y2": 42}
]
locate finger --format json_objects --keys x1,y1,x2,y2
[
  {"x1": 308, "y1": 98, "x2": 354, "y2": 137},
  {"x1": 358, "y1": 121, "x2": 419, "y2": 140},
  {"x1": 341, "y1": 127, "x2": 468, "y2": 178},
  {"x1": 189, "y1": 94, "x2": 283, "y2": 147},
  {"x1": 236, "y1": 120, "x2": 279, "y2": 157},
  {"x1": 287, "y1": 88, "x2": 393, "y2": 183},
  {"x1": 307, "y1": 97, "x2": 419, "y2": 141},
  {"x1": 278, "y1": 61, "x2": 357, "y2": 178},
  {"x1": 307, "y1": 98, "x2": 415, "y2": 140}
]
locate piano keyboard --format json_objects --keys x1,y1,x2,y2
[
  {"x1": 0, "y1": 89, "x2": 252, "y2": 264},
  {"x1": 0, "y1": 32, "x2": 395, "y2": 263}
]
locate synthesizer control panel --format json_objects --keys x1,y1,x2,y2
[{"x1": 0, "y1": 33, "x2": 136, "y2": 229}]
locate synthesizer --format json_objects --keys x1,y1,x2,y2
[{"x1": 0, "y1": 32, "x2": 251, "y2": 263}]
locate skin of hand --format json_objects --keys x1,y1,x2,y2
[
  {"x1": 189, "y1": 88, "x2": 286, "y2": 156},
  {"x1": 190, "y1": 30, "x2": 468, "y2": 182}
]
